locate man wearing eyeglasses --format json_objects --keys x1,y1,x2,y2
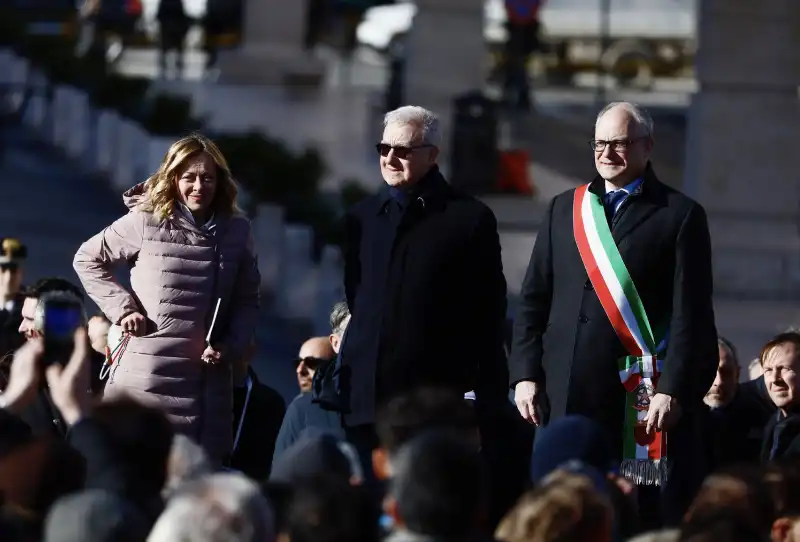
[
  {"x1": 0, "y1": 238, "x2": 27, "y2": 363},
  {"x1": 337, "y1": 105, "x2": 508, "y2": 481},
  {"x1": 509, "y1": 102, "x2": 717, "y2": 526}
]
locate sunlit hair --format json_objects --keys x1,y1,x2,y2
[
  {"x1": 495, "y1": 469, "x2": 612, "y2": 542},
  {"x1": 140, "y1": 133, "x2": 242, "y2": 221},
  {"x1": 759, "y1": 331, "x2": 800, "y2": 367},
  {"x1": 683, "y1": 467, "x2": 775, "y2": 535},
  {"x1": 596, "y1": 101, "x2": 654, "y2": 139}
]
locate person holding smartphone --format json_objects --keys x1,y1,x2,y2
[
  {"x1": 10, "y1": 277, "x2": 87, "y2": 438},
  {"x1": 73, "y1": 133, "x2": 261, "y2": 465}
]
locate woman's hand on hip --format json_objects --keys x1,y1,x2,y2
[
  {"x1": 202, "y1": 345, "x2": 225, "y2": 365},
  {"x1": 120, "y1": 312, "x2": 146, "y2": 336}
]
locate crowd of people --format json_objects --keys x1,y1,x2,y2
[{"x1": 0, "y1": 102, "x2": 798, "y2": 542}]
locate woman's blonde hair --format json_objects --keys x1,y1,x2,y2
[
  {"x1": 140, "y1": 133, "x2": 242, "y2": 221},
  {"x1": 495, "y1": 470, "x2": 612, "y2": 542}
]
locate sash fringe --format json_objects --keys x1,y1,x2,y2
[{"x1": 620, "y1": 459, "x2": 669, "y2": 487}]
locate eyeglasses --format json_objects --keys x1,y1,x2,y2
[
  {"x1": 375, "y1": 143, "x2": 433, "y2": 159},
  {"x1": 589, "y1": 137, "x2": 647, "y2": 152},
  {"x1": 295, "y1": 356, "x2": 328, "y2": 371},
  {"x1": 0, "y1": 263, "x2": 19, "y2": 273}
]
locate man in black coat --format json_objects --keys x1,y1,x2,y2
[
  {"x1": 509, "y1": 102, "x2": 718, "y2": 525},
  {"x1": 339, "y1": 105, "x2": 508, "y2": 449},
  {"x1": 702, "y1": 337, "x2": 775, "y2": 471}
]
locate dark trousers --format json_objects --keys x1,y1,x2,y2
[
  {"x1": 158, "y1": 21, "x2": 188, "y2": 76},
  {"x1": 476, "y1": 397, "x2": 535, "y2": 529},
  {"x1": 502, "y1": 22, "x2": 539, "y2": 110}
]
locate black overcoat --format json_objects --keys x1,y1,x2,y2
[
  {"x1": 509, "y1": 165, "x2": 718, "y2": 451},
  {"x1": 341, "y1": 166, "x2": 508, "y2": 425}
]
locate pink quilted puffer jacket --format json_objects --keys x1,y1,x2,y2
[{"x1": 73, "y1": 182, "x2": 260, "y2": 463}]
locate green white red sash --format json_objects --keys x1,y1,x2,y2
[{"x1": 572, "y1": 183, "x2": 668, "y2": 486}]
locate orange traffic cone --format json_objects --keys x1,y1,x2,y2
[{"x1": 495, "y1": 119, "x2": 535, "y2": 195}]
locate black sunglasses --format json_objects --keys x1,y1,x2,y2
[
  {"x1": 375, "y1": 142, "x2": 433, "y2": 159},
  {"x1": 295, "y1": 356, "x2": 328, "y2": 371},
  {"x1": 0, "y1": 263, "x2": 19, "y2": 273}
]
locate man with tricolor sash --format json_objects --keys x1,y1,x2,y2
[{"x1": 508, "y1": 102, "x2": 718, "y2": 524}]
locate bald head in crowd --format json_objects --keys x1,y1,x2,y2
[{"x1": 296, "y1": 337, "x2": 335, "y2": 393}]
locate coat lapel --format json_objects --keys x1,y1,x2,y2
[
  {"x1": 372, "y1": 165, "x2": 451, "y2": 216},
  {"x1": 611, "y1": 195, "x2": 660, "y2": 245},
  {"x1": 606, "y1": 165, "x2": 668, "y2": 244}
]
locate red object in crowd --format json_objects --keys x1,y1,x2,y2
[{"x1": 126, "y1": 0, "x2": 142, "y2": 15}]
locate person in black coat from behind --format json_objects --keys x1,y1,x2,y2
[
  {"x1": 338, "y1": 105, "x2": 508, "y2": 447},
  {"x1": 156, "y1": 0, "x2": 190, "y2": 78}
]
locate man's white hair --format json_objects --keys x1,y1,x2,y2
[
  {"x1": 596, "y1": 101, "x2": 655, "y2": 139},
  {"x1": 148, "y1": 473, "x2": 275, "y2": 542},
  {"x1": 383, "y1": 105, "x2": 441, "y2": 147}
]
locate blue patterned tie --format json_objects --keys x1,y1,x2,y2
[{"x1": 605, "y1": 190, "x2": 627, "y2": 222}]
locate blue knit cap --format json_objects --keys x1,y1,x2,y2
[{"x1": 530, "y1": 415, "x2": 617, "y2": 484}]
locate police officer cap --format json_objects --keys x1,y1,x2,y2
[{"x1": 0, "y1": 238, "x2": 27, "y2": 265}]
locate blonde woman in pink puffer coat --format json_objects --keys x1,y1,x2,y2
[{"x1": 74, "y1": 133, "x2": 260, "y2": 464}]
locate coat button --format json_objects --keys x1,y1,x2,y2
[
  {"x1": 584, "y1": 280, "x2": 593, "y2": 291},
  {"x1": 578, "y1": 314, "x2": 589, "y2": 323}
]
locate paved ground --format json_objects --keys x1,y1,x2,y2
[{"x1": 0, "y1": 125, "x2": 304, "y2": 402}]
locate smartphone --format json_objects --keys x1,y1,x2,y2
[{"x1": 34, "y1": 292, "x2": 86, "y2": 367}]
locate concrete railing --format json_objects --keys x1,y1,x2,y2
[{"x1": 0, "y1": 48, "x2": 343, "y2": 335}]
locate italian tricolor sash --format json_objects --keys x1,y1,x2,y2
[{"x1": 573, "y1": 184, "x2": 668, "y2": 486}]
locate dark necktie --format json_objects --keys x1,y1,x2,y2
[{"x1": 604, "y1": 190, "x2": 628, "y2": 222}]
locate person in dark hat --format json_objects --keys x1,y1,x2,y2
[
  {"x1": 270, "y1": 432, "x2": 363, "y2": 487},
  {"x1": 530, "y1": 415, "x2": 642, "y2": 539},
  {"x1": 0, "y1": 237, "x2": 27, "y2": 367},
  {"x1": 530, "y1": 414, "x2": 617, "y2": 485}
]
